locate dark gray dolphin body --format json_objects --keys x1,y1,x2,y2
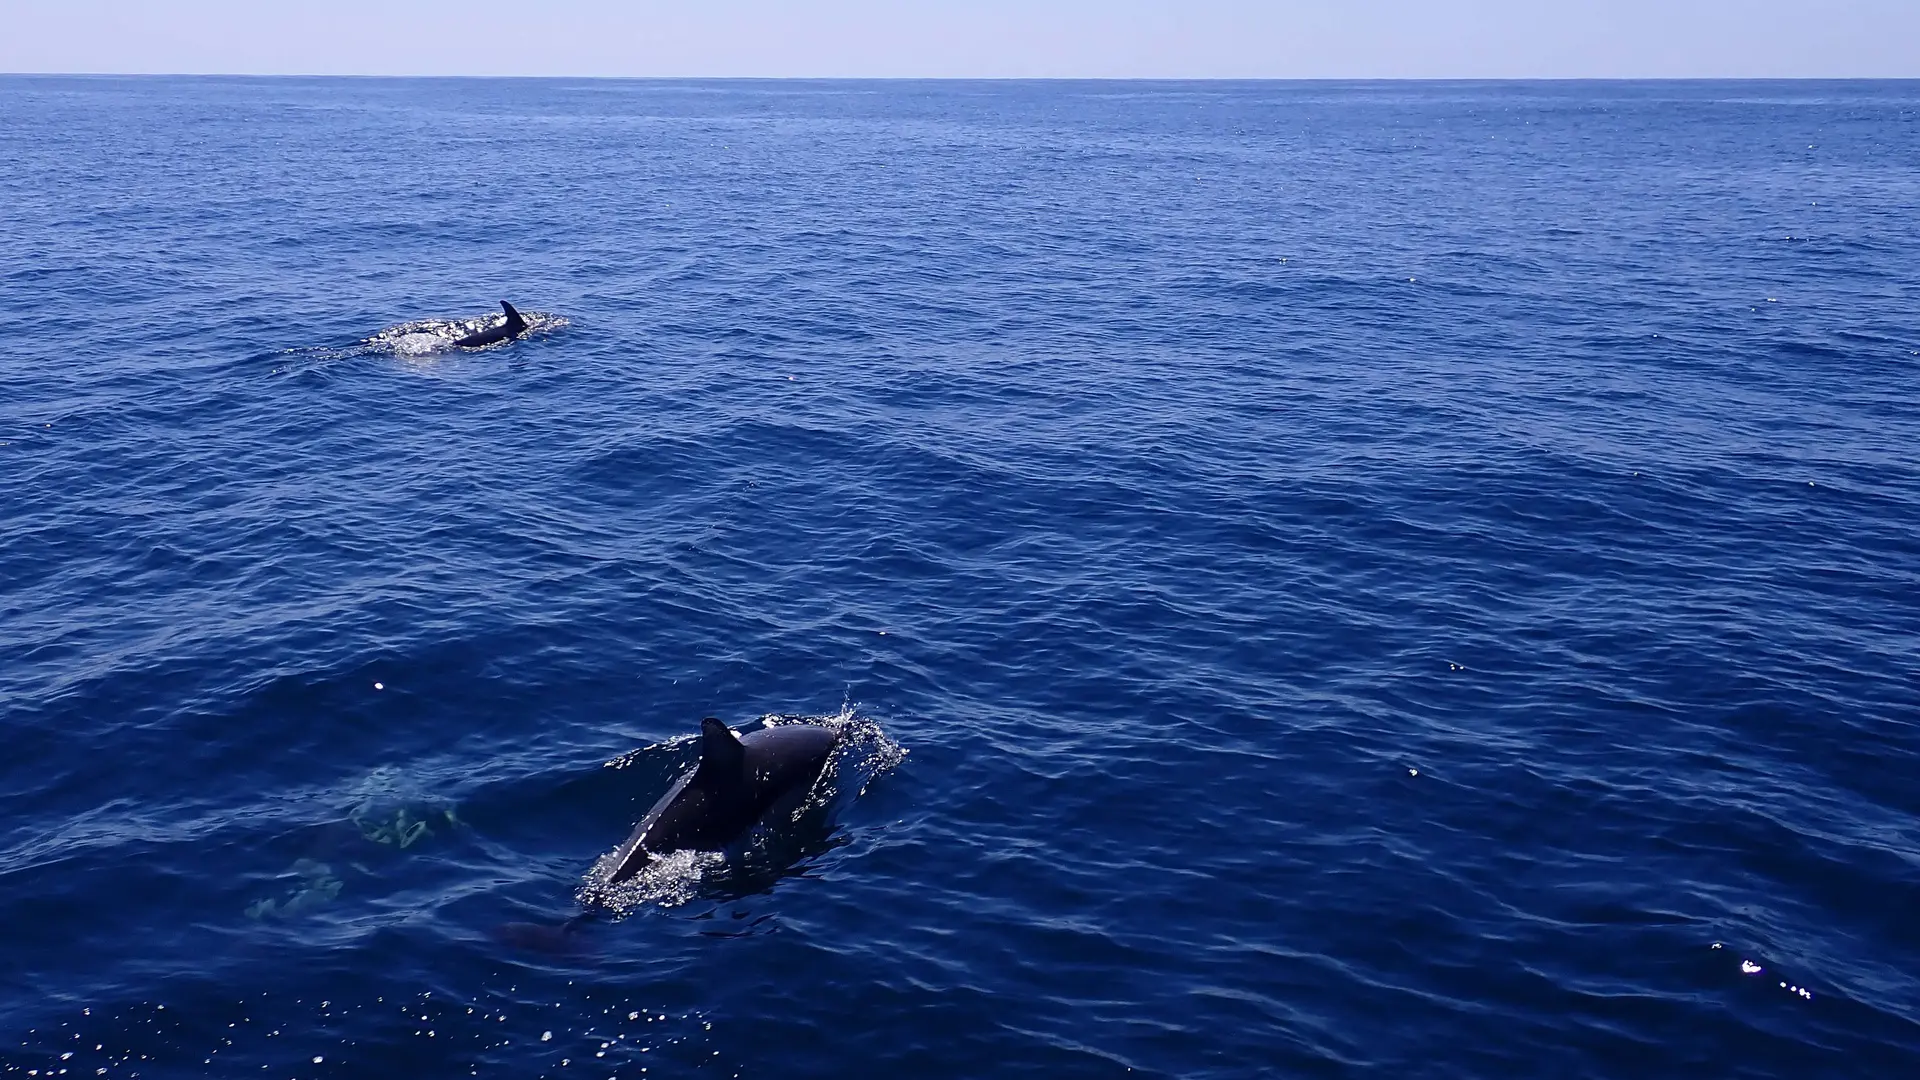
[
  {"x1": 452, "y1": 300, "x2": 528, "y2": 347},
  {"x1": 608, "y1": 718, "x2": 841, "y2": 884}
]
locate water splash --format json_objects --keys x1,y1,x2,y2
[
  {"x1": 267, "y1": 309, "x2": 568, "y2": 373},
  {"x1": 360, "y1": 309, "x2": 569, "y2": 357},
  {"x1": 576, "y1": 706, "x2": 906, "y2": 914}
]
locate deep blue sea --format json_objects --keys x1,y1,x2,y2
[{"x1": 3, "y1": 77, "x2": 1919, "y2": 1079}]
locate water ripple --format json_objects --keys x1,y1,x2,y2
[{"x1": 2, "y1": 76, "x2": 1918, "y2": 1079}]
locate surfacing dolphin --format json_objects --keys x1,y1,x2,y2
[
  {"x1": 491, "y1": 716, "x2": 847, "y2": 953},
  {"x1": 608, "y1": 717, "x2": 842, "y2": 883},
  {"x1": 452, "y1": 300, "x2": 529, "y2": 348}
]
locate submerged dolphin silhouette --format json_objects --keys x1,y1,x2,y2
[
  {"x1": 452, "y1": 300, "x2": 528, "y2": 347},
  {"x1": 608, "y1": 718, "x2": 842, "y2": 883}
]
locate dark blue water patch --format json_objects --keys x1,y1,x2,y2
[{"x1": 4, "y1": 76, "x2": 1920, "y2": 1079}]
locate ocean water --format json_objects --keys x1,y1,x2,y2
[{"x1": 2, "y1": 76, "x2": 1918, "y2": 1079}]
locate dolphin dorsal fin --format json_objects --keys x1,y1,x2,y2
[
  {"x1": 692, "y1": 717, "x2": 746, "y2": 786},
  {"x1": 499, "y1": 301, "x2": 525, "y2": 329}
]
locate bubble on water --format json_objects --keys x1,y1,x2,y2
[{"x1": 579, "y1": 847, "x2": 715, "y2": 912}]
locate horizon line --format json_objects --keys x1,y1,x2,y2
[{"x1": 7, "y1": 72, "x2": 1920, "y2": 82}]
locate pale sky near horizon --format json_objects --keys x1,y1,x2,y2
[{"x1": 4, "y1": 1, "x2": 1916, "y2": 80}]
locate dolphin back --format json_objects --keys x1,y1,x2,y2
[
  {"x1": 450, "y1": 300, "x2": 529, "y2": 348},
  {"x1": 607, "y1": 720, "x2": 842, "y2": 884}
]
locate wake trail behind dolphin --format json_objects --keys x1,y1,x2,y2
[{"x1": 267, "y1": 306, "x2": 569, "y2": 374}]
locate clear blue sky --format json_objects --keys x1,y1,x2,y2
[{"x1": 6, "y1": 1, "x2": 1916, "y2": 78}]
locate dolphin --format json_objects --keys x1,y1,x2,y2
[
  {"x1": 607, "y1": 717, "x2": 842, "y2": 884},
  {"x1": 452, "y1": 300, "x2": 529, "y2": 347}
]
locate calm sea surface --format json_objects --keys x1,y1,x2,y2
[{"x1": 2, "y1": 77, "x2": 1918, "y2": 1078}]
